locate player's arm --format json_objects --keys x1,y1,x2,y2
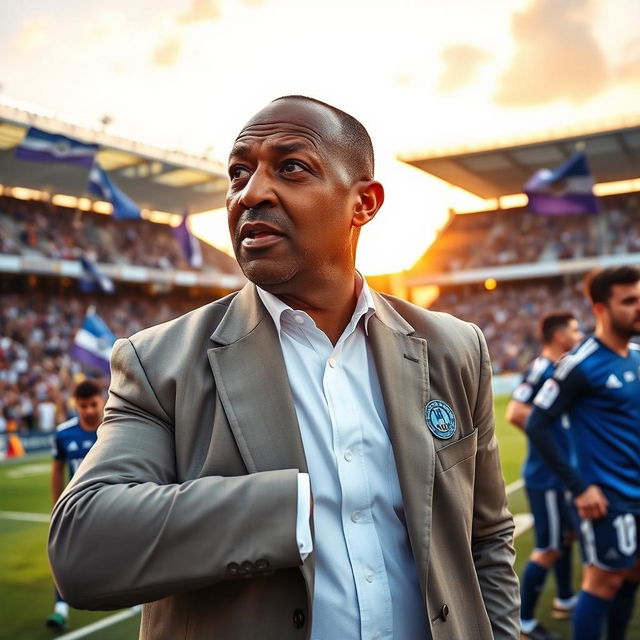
[
  {"x1": 51, "y1": 459, "x2": 66, "y2": 506},
  {"x1": 505, "y1": 378, "x2": 535, "y2": 430},
  {"x1": 505, "y1": 399, "x2": 531, "y2": 430},
  {"x1": 48, "y1": 337, "x2": 302, "y2": 610},
  {"x1": 525, "y1": 368, "x2": 608, "y2": 519},
  {"x1": 469, "y1": 326, "x2": 520, "y2": 640}
]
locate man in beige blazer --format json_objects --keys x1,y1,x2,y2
[{"x1": 49, "y1": 96, "x2": 519, "y2": 639}]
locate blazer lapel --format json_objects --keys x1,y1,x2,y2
[
  {"x1": 207, "y1": 284, "x2": 308, "y2": 475},
  {"x1": 208, "y1": 284, "x2": 315, "y2": 601},
  {"x1": 368, "y1": 293, "x2": 435, "y2": 595}
]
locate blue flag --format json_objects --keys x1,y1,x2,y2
[
  {"x1": 70, "y1": 308, "x2": 116, "y2": 376},
  {"x1": 79, "y1": 254, "x2": 115, "y2": 294},
  {"x1": 87, "y1": 162, "x2": 141, "y2": 220},
  {"x1": 15, "y1": 127, "x2": 98, "y2": 167},
  {"x1": 525, "y1": 152, "x2": 599, "y2": 215},
  {"x1": 172, "y1": 213, "x2": 203, "y2": 268}
]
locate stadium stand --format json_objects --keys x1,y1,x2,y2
[
  {"x1": 411, "y1": 193, "x2": 640, "y2": 274},
  {"x1": 0, "y1": 292, "x2": 212, "y2": 435},
  {"x1": 0, "y1": 105, "x2": 247, "y2": 440},
  {"x1": 402, "y1": 120, "x2": 640, "y2": 374},
  {"x1": 0, "y1": 193, "x2": 241, "y2": 272},
  {"x1": 430, "y1": 278, "x2": 592, "y2": 374}
]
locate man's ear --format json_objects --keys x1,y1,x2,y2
[{"x1": 352, "y1": 181, "x2": 384, "y2": 229}]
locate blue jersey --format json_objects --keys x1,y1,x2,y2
[
  {"x1": 52, "y1": 416, "x2": 98, "y2": 479},
  {"x1": 531, "y1": 337, "x2": 640, "y2": 512},
  {"x1": 512, "y1": 355, "x2": 570, "y2": 490}
]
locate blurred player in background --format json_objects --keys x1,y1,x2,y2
[
  {"x1": 46, "y1": 379, "x2": 105, "y2": 631},
  {"x1": 506, "y1": 312, "x2": 583, "y2": 640},
  {"x1": 527, "y1": 265, "x2": 640, "y2": 640}
]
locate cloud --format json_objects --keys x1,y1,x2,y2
[
  {"x1": 179, "y1": 0, "x2": 222, "y2": 23},
  {"x1": 437, "y1": 44, "x2": 491, "y2": 93},
  {"x1": 153, "y1": 35, "x2": 184, "y2": 67},
  {"x1": 616, "y1": 38, "x2": 640, "y2": 84},
  {"x1": 495, "y1": 0, "x2": 608, "y2": 106}
]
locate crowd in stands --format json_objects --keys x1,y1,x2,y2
[
  {"x1": 431, "y1": 278, "x2": 594, "y2": 374},
  {"x1": 0, "y1": 293, "x2": 208, "y2": 435},
  {"x1": 1, "y1": 275, "x2": 599, "y2": 435},
  {"x1": 3, "y1": 188, "x2": 640, "y2": 432},
  {"x1": 413, "y1": 193, "x2": 640, "y2": 273},
  {"x1": 0, "y1": 195, "x2": 238, "y2": 274}
]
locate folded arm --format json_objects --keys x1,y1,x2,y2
[{"x1": 48, "y1": 338, "x2": 302, "y2": 610}]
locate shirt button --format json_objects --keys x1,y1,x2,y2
[
  {"x1": 365, "y1": 571, "x2": 374, "y2": 583},
  {"x1": 328, "y1": 357, "x2": 337, "y2": 368},
  {"x1": 293, "y1": 314, "x2": 304, "y2": 324},
  {"x1": 344, "y1": 450, "x2": 353, "y2": 462},
  {"x1": 351, "y1": 510, "x2": 361, "y2": 522},
  {"x1": 292, "y1": 608, "x2": 305, "y2": 629}
]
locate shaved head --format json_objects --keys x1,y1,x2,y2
[{"x1": 268, "y1": 95, "x2": 374, "y2": 181}]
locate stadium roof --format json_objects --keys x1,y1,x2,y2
[
  {"x1": 400, "y1": 118, "x2": 640, "y2": 199},
  {"x1": 0, "y1": 103, "x2": 229, "y2": 214}
]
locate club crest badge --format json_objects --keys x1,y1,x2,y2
[{"x1": 424, "y1": 400, "x2": 457, "y2": 439}]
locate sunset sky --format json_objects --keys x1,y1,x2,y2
[{"x1": 1, "y1": 0, "x2": 639, "y2": 273}]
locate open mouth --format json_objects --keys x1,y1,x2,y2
[{"x1": 239, "y1": 222, "x2": 285, "y2": 250}]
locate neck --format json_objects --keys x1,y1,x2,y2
[
  {"x1": 595, "y1": 326, "x2": 630, "y2": 357},
  {"x1": 541, "y1": 344, "x2": 566, "y2": 363},
  {"x1": 269, "y1": 270, "x2": 361, "y2": 345}
]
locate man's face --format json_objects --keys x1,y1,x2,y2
[
  {"x1": 76, "y1": 395, "x2": 105, "y2": 431},
  {"x1": 556, "y1": 318, "x2": 583, "y2": 352},
  {"x1": 600, "y1": 281, "x2": 640, "y2": 339},
  {"x1": 226, "y1": 99, "x2": 361, "y2": 290}
]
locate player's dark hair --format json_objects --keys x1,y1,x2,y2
[
  {"x1": 584, "y1": 265, "x2": 640, "y2": 304},
  {"x1": 272, "y1": 95, "x2": 375, "y2": 180},
  {"x1": 73, "y1": 380, "x2": 102, "y2": 399},
  {"x1": 539, "y1": 312, "x2": 576, "y2": 344}
]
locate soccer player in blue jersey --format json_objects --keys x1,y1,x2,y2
[
  {"x1": 527, "y1": 265, "x2": 640, "y2": 640},
  {"x1": 45, "y1": 380, "x2": 105, "y2": 631},
  {"x1": 507, "y1": 312, "x2": 583, "y2": 640}
]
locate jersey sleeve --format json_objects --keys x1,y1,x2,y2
[
  {"x1": 531, "y1": 359, "x2": 586, "y2": 419},
  {"x1": 526, "y1": 363, "x2": 588, "y2": 496},
  {"x1": 52, "y1": 434, "x2": 65, "y2": 461},
  {"x1": 511, "y1": 380, "x2": 534, "y2": 404}
]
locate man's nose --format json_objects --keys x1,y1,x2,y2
[{"x1": 238, "y1": 168, "x2": 276, "y2": 210}]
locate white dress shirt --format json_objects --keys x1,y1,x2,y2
[{"x1": 258, "y1": 281, "x2": 427, "y2": 640}]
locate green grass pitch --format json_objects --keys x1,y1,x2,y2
[{"x1": 0, "y1": 397, "x2": 637, "y2": 639}]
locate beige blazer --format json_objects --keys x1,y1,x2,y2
[{"x1": 49, "y1": 284, "x2": 519, "y2": 640}]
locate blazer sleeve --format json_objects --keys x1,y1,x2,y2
[
  {"x1": 470, "y1": 325, "x2": 521, "y2": 640},
  {"x1": 48, "y1": 337, "x2": 302, "y2": 610}
]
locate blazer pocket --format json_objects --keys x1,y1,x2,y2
[{"x1": 435, "y1": 428, "x2": 477, "y2": 473}]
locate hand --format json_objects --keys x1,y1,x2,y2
[{"x1": 575, "y1": 485, "x2": 608, "y2": 520}]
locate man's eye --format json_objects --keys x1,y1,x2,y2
[
  {"x1": 282, "y1": 160, "x2": 305, "y2": 174},
  {"x1": 229, "y1": 166, "x2": 248, "y2": 180}
]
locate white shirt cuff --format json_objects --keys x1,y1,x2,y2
[{"x1": 296, "y1": 473, "x2": 313, "y2": 561}]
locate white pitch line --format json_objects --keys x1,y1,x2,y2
[
  {"x1": 0, "y1": 510, "x2": 49, "y2": 523},
  {"x1": 55, "y1": 606, "x2": 141, "y2": 640},
  {"x1": 505, "y1": 477, "x2": 534, "y2": 538},
  {"x1": 506, "y1": 478, "x2": 524, "y2": 495}
]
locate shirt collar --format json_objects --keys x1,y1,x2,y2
[{"x1": 257, "y1": 275, "x2": 377, "y2": 337}]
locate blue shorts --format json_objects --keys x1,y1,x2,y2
[
  {"x1": 526, "y1": 486, "x2": 574, "y2": 552},
  {"x1": 577, "y1": 510, "x2": 640, "y2": 570}
]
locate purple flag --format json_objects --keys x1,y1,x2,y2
[
  {"x1": 525, "y1": 152, "x2": 599, "y2": 215},
  {"x1": 172, "y1": 214, "x2": 203, "y2": 268},
  {"x1": 16, "y1": 127, "x2": 98, "y2": 167}
]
